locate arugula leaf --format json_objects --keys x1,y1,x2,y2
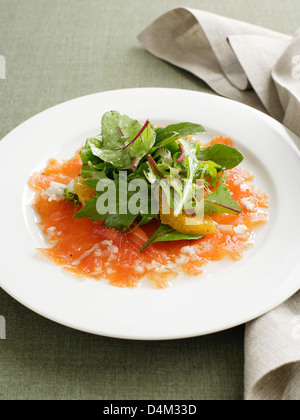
[
  {"x1": 140, "y1": 223, "x2": 204, "y2": 252},
  {"x1": 198, "y1": 160, "x2": 222, "y2": 187},
  {"x1": 205, "y1": 181, "x2": 242, "y2": 215},
  {"x1": 173, "y1": 138, "x2": 202, "y2": 216},
  {"x1": 90, "y1": 111, "x2": 156, "y2": 170}
]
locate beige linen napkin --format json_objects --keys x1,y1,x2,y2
[{"x1": 138, "y1": 7, "x2": 300, "y2": 400}]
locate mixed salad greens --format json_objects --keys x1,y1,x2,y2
[{"x1": 65, "y1": 111, "x2": 244, "y2": 252}]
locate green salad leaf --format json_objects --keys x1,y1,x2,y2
[
  {"x1": 70, "y1": 110, "x2": 245, "y2": 251},
  {"x1": 80, "y1": 136, "x2": 103, "y2": 165},
  {"x1": 140, "y1": 223, "x2": 204, "y2": 253},
  {"x1": 197, "y1": 143, "x2": 244, "y2": 170},
  {"x1": 87, "y1": 111, "x2": 156, "y2": 170},
  {"x1": 152, "y1": 122, "x2": 206, "y2": 151},
  {"x1": 65, "y1": 186, "x2": 80, "y2": 206},
  {"x1": 205, "y1": 181, "x2": 242, "y2": 215},
  {"x1": 74, "y1": 171, "x2": 158, "y2": 232},
  {"x1": 173, "y1": 138, "x2": 203, "y2": 216}
]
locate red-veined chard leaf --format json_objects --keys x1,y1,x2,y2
[
  {"x1": 89, "y1": 111, "x2": 156, "y2": 170},
  {"x1": 204, "y1": 181, "x2": 242, "y2": 215}
]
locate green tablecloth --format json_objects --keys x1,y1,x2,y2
[{"x1": 0, "y1": 0, "x2": 298, "y2": 401}]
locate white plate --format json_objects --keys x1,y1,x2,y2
[{"x1": 1, "y1": 88, "x2": 300, "y2": 340}]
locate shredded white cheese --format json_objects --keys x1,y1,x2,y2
[
  {"x1": 175, "y1": 255, "x2": 189, "y2": 266},
  {"x1": 101, "y1": 240, "x2": 113, "y2": 247},
  {"x1": 46, "y1": 226, "x2": 56, "y2": 236},
  {"x1": 234, "y1": 225, "x2": 248, "y2": 235},
  {"x1": 241, "y1": 198, "x2": 256, "y2": 212},
  {"x1": 134, "y1": 264, "x2": 145, "y2": 274},
  {"x1": 43, "y1": 182, "x2": 67, "y2": 202},
  {"x1": 67, "y1": 179, "x2": 75, "y2": 194},
  {"x1": 240, "y1": 183, "x2": 251, "y2": 192},
  {"x1": 218, "y1": 225, "x2": 234, "y2": 233},
  {"x1": 180, "y1": 246, "x2": 196, "y2": 257}
]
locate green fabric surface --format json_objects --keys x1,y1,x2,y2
[{"x1": 0, "y1": 0, "x2": 298, "y2": 401}]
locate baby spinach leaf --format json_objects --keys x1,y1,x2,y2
[
  {"x1": 197, "y1": 143, "x2": 244, "y2": 170},
  {"x1": 152, "y1": 122, "x2": 206, "y2": 151},
  {"x1": 140, "y1": 223, "x2": 204, "y2": 253}
]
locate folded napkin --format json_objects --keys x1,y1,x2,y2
[
  {"x1": 138, "y1": 7, "x2": 300, "y2": 137},
  {"x1": 138, "y1": 8, "x2": 300, "y2": 400}
]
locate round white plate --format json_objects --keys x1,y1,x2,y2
[{"x1": 1, "y1": 88, "x2": 300, "y2": 340}]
